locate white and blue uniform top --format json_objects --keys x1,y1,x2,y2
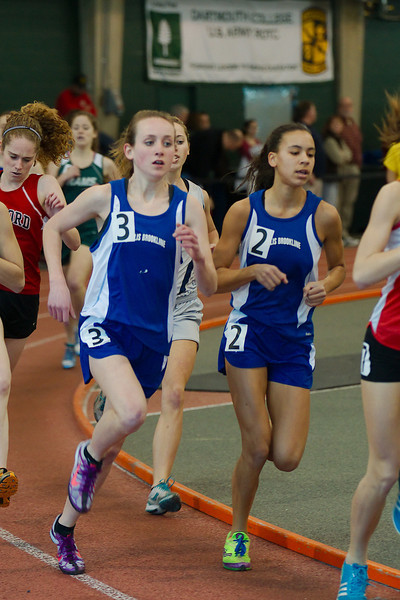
[
  {"x1": 81, "y1": 178, "x2": 186, "y2": 355},
  {"x1": 175, "y1": 179, "x2": 205, "y2": 305},
  {"x1": 228, "y1": 189, "x2": 322, "y2": 343}
]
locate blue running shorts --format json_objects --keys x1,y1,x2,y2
[
  {"x1": 218, "y1": 317, "x2": 315, "y2": 389},
  {"x1": 79, "y1": 316, "x2": 168, "y2": 398}
]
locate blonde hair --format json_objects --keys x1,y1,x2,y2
[
  {"x1": 171, "y1": 115, "x2": 189, "y2": 142},
  {"x1": 376, "y1": 91, "x2": 400, "y2": 148},
  {"x1": 110, "y1": 109, "x2": 175, "y2": 178},
  {"x1": 2, "y1": 102, "x2": 74, "y2": 168}
]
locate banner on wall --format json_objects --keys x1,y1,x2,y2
[{"x1": 145, "y1": 0, "x2": 333, "y2": 84}]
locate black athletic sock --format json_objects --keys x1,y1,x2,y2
[
  {"x1": 83, "y1": 445, "x2": 102, "y2": 468},
  {"x1": 54, "y1": 516, "x2": 75, "y2": 537}
]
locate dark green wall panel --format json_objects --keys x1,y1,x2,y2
[
  {"x1": 362, "y1": 18, "x2": 400, "y2": 152},
  {"x1": 0, "y1": 0, "x2": 80, "y2": 112}
]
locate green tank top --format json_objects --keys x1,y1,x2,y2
[{"x1": 59, "y1": 153, "x2": 103, "y2": 245}]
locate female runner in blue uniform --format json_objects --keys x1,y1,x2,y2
[
  {"x1": 212, "y1": 123, "x2": 345, "y2": 570},
  {"x1": 92, "y1": 116, "x2": 219, "y2": 514},
  {"x1": 43, "y1": 110, "x2": 217, "y2": 575}
]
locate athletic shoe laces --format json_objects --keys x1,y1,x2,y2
[
  {"x1": 58, "y1": 533, "x2": 79, "y2": 562},
  {"x1": 160, "y1": 477, "x2": 175, "y2": 488},
  {"x1": 233, "y1": 533, "x2": 248, "y2": 557},
  {"x1": 349, "y1": 564, "x2": 368, "y2": 593},
  {"x1": 75, "y1": 460, "x2": 98, "y2": 496}
]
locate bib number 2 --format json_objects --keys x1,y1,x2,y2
[{"x1": 225, "y1": 323, "x2": 248, "y2": 352}]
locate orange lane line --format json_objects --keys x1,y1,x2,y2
[
  {"x1": 200, "y1": 288, "x2": 381, "y2": 331},
  {"x1": 322, "y1": 288, "x2": 380, "y2": 305},
  {"x1": 73, "y1": 381, "x2": 400, "y2": 591}
]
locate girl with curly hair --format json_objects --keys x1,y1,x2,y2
[{"x1": 0, "y1": 101, "x2": 79, "y2": 508}]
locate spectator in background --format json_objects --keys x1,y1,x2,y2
[
  {"x1": 376, "y1": 91, "x2": 400, "y2": 183},
  {"x1": 235, "y1": 119, "x2": 263, "y2": 194},
  {"x1": 187, "y1": 111, "x2": 211, "y2": 133},
  {"x1": 55, "y1": 74, "x2": 97, "y2": 119},
  {"x1": 184, "y1": 127, "x2": 243, "y2": 233},
  {"x1": 323, "y1": 115, "x2": 359, "y2": 245},
  {"x1": 170, "y1": 104, "x2": 190, "y2": 125},
  {"x1": 292, "y1": 100, "x2": 326, "y2": 197},
  {"x1": 55, "y1": 75, "x2": 115, "y2": 157},
  {"x1": 337, "y1": 96, "x2": 363, "y2": 245}
]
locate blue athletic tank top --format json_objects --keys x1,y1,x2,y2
[
  {"x1": 229, "y1": 189, "x2": 322, "y2": 342},
  {"x1": 81, "y1": 179, "x2": 186, "y2": 354}
]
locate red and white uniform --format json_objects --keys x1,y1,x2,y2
[
  {"x1": 0, "y1": 174, "x2": 47, "y2": 294},
  {"x1": 369, "y1": 220, "x2": 400, "y2": 350}
]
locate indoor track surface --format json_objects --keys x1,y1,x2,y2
[{"x1": 2, "y1": 248, "x2": 400, "y2": 599}]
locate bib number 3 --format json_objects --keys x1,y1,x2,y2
[{"x1": 81, "y1": 318, "x2": 111, "y2": 349}]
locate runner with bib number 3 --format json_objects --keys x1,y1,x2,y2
[{"x1": 43, "y1": 110, "x2": 217, "y2": 575}]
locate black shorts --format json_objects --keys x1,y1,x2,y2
[
  {"x1": 0, "y1": 290, "x2": 40, "y2": 339},
  {"x1": 360, "y1": 325, "x2": 400, "y2": 383}
]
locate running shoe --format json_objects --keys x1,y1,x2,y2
[
  {"x1": 50, "y1": 515, "x2": 85, "y2": 575},
  {"x1": 223, "y1": 531, "x2": 251, "y2": 571},
  {"x1": 392, "y1": 472, "x2": 400, "y2": 534},
  {"x1": 0, "y1": 468, "x2": 18, "y2": 500},
  {"x1": 62, "y1": 344, "x2": 76, "y2": 369},
  {"x1": 145, "y1": 477, "x2": 182, "y2": 514},
  {"x1": 336, "y1": 561, "x2": 368, "y2": 599},
  {"x1": 342, "y1": 235, "x2": 360, "y2": 248},
  {"x1": 68, "y1": 441, "x2": 102, "y2": 513},
  {"x1": 93, "y1": 391, "x2": 107, "y2": 423}
]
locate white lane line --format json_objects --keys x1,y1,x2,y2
[
  {"x1": 311, "y1": 383, "x2": 360, "y2": 394},
  {"x1": 144, "y1": 384, "x2": 361, "y2": 417},
  {"x1": 147, "y1": 401, "x2": 232, "y2": 417},
  {"x1": 0, "y1": 527, "x2": 139, "y2": 600},
  {"x1": 83, "y1": 384, "x2": 362, "y2": 420},
  {"x1": 25, "y1": 334, "x2": 65, "y2": 349},
  {"x1": 38, "y1": 312, "x2": 51, "y2": 319}
]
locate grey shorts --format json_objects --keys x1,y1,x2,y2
[{"x1": 172, "y1": 296, "x2": 203, "y2": 343}]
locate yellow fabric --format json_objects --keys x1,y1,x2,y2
[{"x1": 384, "y1": 142, "x2": 400, "y2": 178}]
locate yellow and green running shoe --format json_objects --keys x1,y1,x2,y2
[{"x1": 222, "y1": 531, "x2": 251, "y2": 571}]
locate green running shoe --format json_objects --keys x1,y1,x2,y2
[
  {"x1": 223, "y1": 531, "x2": 251, "y2": 571},
  {"x1": 145, "y1": 477, "x2": 181, "y2": 515}
]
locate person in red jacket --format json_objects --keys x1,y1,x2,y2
[{"x1": 55, "y1": 74, "x2": 97, "y2": 119}]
